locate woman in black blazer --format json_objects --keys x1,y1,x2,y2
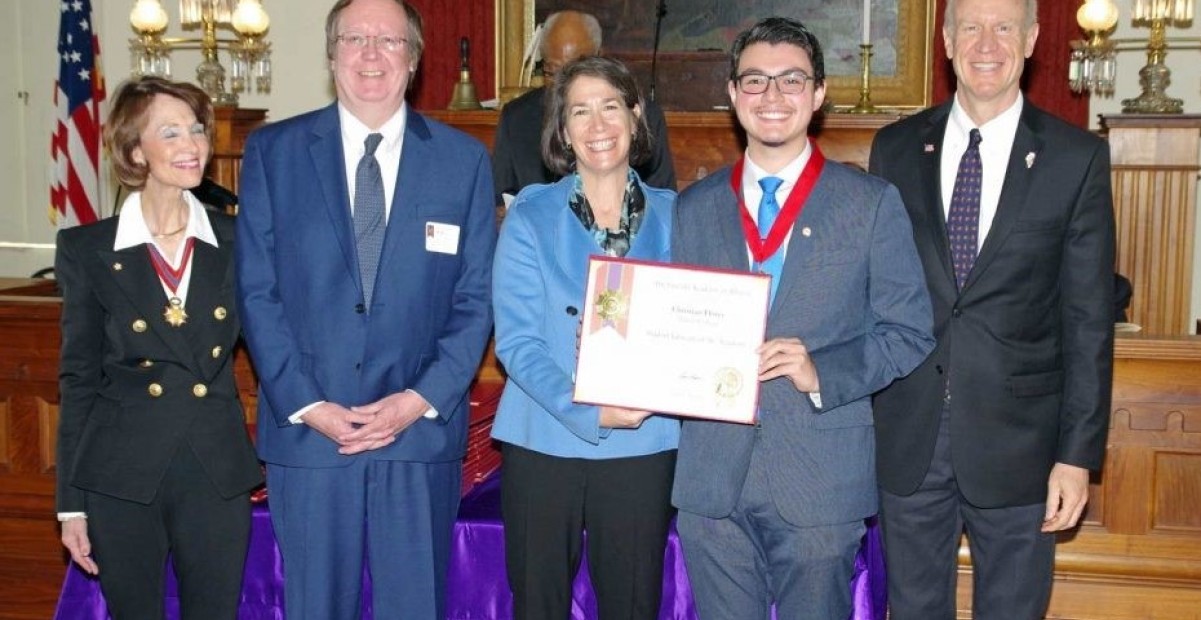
[{"x1": 55, "y1": 76, "x2": 261, "y2": 619}]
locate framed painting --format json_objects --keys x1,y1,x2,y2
[{"x1": 495, "y1": 0, "x2": 933, "y2": 111}]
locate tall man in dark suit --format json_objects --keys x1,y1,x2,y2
[
  {"x1": 869, "y1": 0, "x2": 1115, "y2": 618},
  {"x1": 491, "y1": 10, "x2": 676, "y2": 204},
  {"x1": 235, "y1": 0, "x2": 495, "y2": 617},
  {"x1": 671, "y1": 17, "x2": 935, "y2": 620}
]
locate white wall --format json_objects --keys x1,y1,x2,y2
[
  {"x1": 2, "y1": 1, "x2": 1200, "y2": 329},
  {"x1": 0, "y1": 0, "x2": 332, "y2": 277}
]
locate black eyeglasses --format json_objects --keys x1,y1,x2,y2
[
  {"x1": 335, "y1": 33, "x2": 408, "y2": 53},
  {"x1": 734, "y1": 71, "x2": 813, "y2": 95}
]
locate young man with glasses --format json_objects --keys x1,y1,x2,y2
[
  {"x1": 670, "y1": 17, "x2": 934, "y2": 620},
  {"x1": 235, "y1": 0, "x2": 496, "y2": 617}
]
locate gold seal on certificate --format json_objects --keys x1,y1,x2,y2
[
  {"x1": 573, "y1": 256, "x2": 770, "y2": 424},
  {"x1": 714, "y1": 367, "x2": 743, "y2": 404}
]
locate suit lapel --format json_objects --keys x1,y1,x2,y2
[
  {"x1": 97, "y1": 245, "x2": 203, "y2": 376},
  {"x1": 378, "y1": 108, "x2": 432, "y2": 273},
  {"x1": 964, "y1": 107, "x2": 1043, "y2": 291},
  {"x1": 553, "y1": 200, "x2": 597, "y2": 292},
  {"x1": 627, "y1": 200, "x2": 667, "y2": 260},
  {"x1": 715, "y1": 176, "x2": 751, "y2": 272},
  {"x1": 308, "y1": 105, "x2": 361, "y2": 295},
  {"x1": 918, "y1": 109, "x2": 957, "y2": 291},
  {"x1": 183, "y1": 239, "x2": 233, "y2": 379},
  {"x1": 771, "y1": 170, "x2": 830, "y2": 315}
]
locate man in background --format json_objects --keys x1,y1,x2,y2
[
  {"x1": 869, "y1": 0, "x2": 1115, "y2": 617},
  {"x1": 491, "y1": 9, "x2": 676, "y2": 204}
]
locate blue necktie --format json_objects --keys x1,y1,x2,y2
[
  {"x1": 757, "y1": 176, "x2": 785, "y2": 303},
  {"x1": 353, "y1": 133, "x2": 385, "y2": 308},
  {"x1": 947, "y1": 129, "x2": 982, "y2": 290}
]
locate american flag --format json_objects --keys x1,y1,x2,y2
[{"x1": 50, "y1": 0, "x2": 105, "y2": 228}]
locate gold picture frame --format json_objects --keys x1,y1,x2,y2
[{"x1": 494, "y1": 0, "x2": 933, "y2": 110}]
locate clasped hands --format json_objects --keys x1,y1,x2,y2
[{"x1": 302, "y1": 391, "x2": 431, "y2": 455}]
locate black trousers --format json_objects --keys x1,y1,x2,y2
[
  {"x1": 500, "y1": 443, "x2": 677, "y2": 620},
  {"x1": 85, "y1": 444, "x2": 251, "y2": 620},
  {"x1": 878, "y1": 408, "x2": 1055, "y2": 620}
]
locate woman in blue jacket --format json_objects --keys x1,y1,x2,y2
[{"x1": 491, "y1": 56, "x2": 679, "y2": 620}]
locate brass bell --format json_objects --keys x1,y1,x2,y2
[{"x1": 448, "y1": 37, "x2": 482, "y2": 111}]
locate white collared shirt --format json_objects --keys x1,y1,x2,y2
[
  {"x1": 940, "y1": 96, "x2": 1023, "y2": 252},
  {"x1": 339, "y1": 103, "x2": 407, "y2": 221},
  {"x1": 112, "y1": 190, "x2": 218, "y2": 306},
  {"x1": 740, "y1": 144, "x2": 822, "y2": 408},
  {"x1": 741, "y1": 142, "x2": 812, "y2": 268}
]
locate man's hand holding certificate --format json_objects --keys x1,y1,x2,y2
[{"x1": 573, "y1": 256, "x2": 770, "y2": 424}]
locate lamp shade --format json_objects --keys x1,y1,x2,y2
[
  {"x1": 1078, "y1": 0, "x2": 1120, "y2": 32},
  {"x1": 1134, "y1": 0, "x2": 1195, "y2": 21},
  {"x1": 130, "y1": 0, "x2": 169, "y2": 33},
  {"x1": 231, "y1": 0, "x2": 270, "y2": 35}
]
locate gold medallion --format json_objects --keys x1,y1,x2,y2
[
  {"x1": 595, "y1": 290, "x2": 628, "y2": 323},
  {"x1": 164, "y1": 297, "x2": 188, "y2": 327}
]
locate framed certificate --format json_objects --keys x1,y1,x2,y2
[{"x1": 573, "y1": 256, "x2": 771, "y2": 424}]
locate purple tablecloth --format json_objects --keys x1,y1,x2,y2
[{"x1": 54, "y1": 472, "x2": 886, "y2": 619}]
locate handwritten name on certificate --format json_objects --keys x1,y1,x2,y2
[{"x1": 573, "y1": 256, "x2": 770, "y2": 424}]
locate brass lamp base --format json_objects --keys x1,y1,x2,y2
[{"x1": 1121, "y1": 62, "x2": 1183, "y2": 114}]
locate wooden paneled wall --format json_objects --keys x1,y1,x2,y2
[
  {"x1": 1103, "y1": 115, "x2": 1201, "y2": 337},
  {"x1": 425, "y1": 109, "x2": 905, "y2": 191},
  {"x1": 208, "y1": 107, "x2": 267, "y2": 205},
  {"x1": 0, "y1": 282, "x2": 70, "y2": 620},
  {"x1": 957, "y1": 337, "x2": 1201, "y2": 619}
]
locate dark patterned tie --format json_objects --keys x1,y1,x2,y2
[
  {"x1": 757, "y1": 176, "x2": 785, "y2": 303},
  {"x1": 353, "y1": 133, "x2": 385, "y2": 308},
  {"x1": 948, "y1": 129, "x2": 982, "y2": 290}
]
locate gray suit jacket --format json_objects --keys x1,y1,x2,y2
[{"x1": 671, "y1": 154, "x2": 935, "y2": 526}]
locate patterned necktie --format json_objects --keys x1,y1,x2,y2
[
  {"x1": 757, "y1": 176, "x2": 785, "y2": 303},
  {"x1": 353, "y1": 133, "x2": 385, "y2": 308},
  {"x1": 947, "y1": 129, "x2": 982, "y2": 290}
]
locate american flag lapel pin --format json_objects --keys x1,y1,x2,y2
[
  {"x1": 924, "y1": 144, "x2": 936, "y2": 153},
  {"x1": 1025, "y1": 152, "x2": 1036, "y2": 169}
]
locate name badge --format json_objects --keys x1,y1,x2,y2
[{"x1": 425, "y1": 221, "x2": 460, "y2": 255}]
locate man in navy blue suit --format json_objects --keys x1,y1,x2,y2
[
  {"x1": 235, "y1": 0, "x2": 495, "y2": 617},
  {"x1": 871, "y1": 0, "x2": 1115, "y2": 617}
]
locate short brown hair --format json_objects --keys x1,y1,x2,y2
[
  {"x1": 104, "y1": 76, "x2": 213, "y2": 190},
  {"x1": 540, "y1": 56, "x2": 652, "y2": 177},
  {"x1": 325, "y1": 0, "x2": 425, "y2": 64}
]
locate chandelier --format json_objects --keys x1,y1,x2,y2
[
  {"x1": 1069, "y1": 0, "x2": 1120, "y2": 97},
  {"x1": 129, "y1": 0, "x2": 271, "y2": 107}
]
